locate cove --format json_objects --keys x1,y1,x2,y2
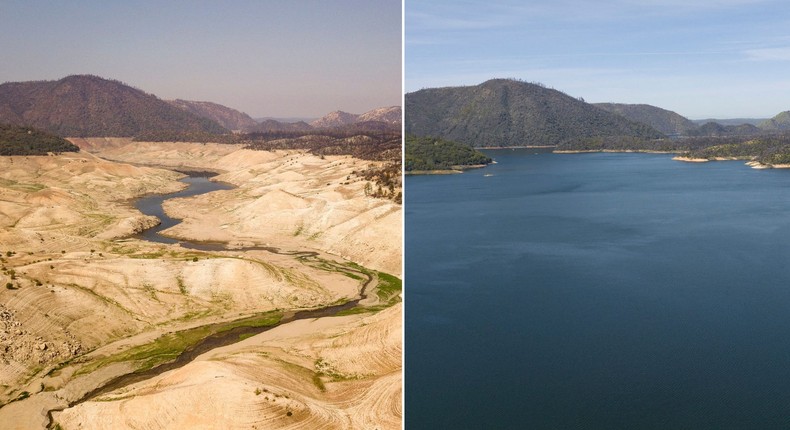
[{"x1": 406, "y1": 150, "x2": 790, "y2": 429}]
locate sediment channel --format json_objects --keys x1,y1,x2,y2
[{"x1": 42, "y1": 170, "x2": 374, "y2": 428}]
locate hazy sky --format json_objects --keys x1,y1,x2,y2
[
  {"x1": 407, "y1": 0, "x2": 790, "y2": 119},
  {"x1": 0, "y1": 0, "x2": 401, "y2": 117}
]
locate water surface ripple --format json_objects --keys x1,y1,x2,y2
[{"x1": 406, "y1": 150, "x2": 790, "y2": 429}]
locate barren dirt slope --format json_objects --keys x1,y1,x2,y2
[
  {"x1": 80, "y1": 139, "x2": 402, "y2": 276},
  {"x1": 0, "y1": 142, "x2": 402, "y2": 429},
  {"x1": 56, "y1": 303, "x2": 402, "y2": 429}
]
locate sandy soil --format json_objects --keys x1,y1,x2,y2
[
  {"x1": 676, "y1": 156, "x2": 775, "y2": 169},
  {"x1": 0, "y1": 142, "x2": 402, "y2": 429},
  {"x1": 672, "y1": 156, "x2": 710, "y2": 163},
  {"x1": 55, "y1": 303, "x2": 402, "y2": 429},
  {"x1": 82, "y1": 140, "x2": 401, "y2": 276}
]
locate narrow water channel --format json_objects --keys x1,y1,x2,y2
[
  {"x1": 134, "y1": 171, "x2": 234, "y2": 245},
  {"x1": 44, "y1": 170, "x2": 374, "y2": 427}
]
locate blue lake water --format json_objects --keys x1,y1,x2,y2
[{"x1": 405, "y1": 150, "x2": 790, "y2": 429}]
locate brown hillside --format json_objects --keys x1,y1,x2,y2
[{"x1": 0, "y1": 75, "x2": 227, "y2": 137}]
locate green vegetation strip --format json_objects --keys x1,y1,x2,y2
[
  {"x1": 71, "y1": 256, "x2": 397, "y2": 379},
  {"x1": 337, "y1": 270, "x2": 402, "y2": 316},
  {"x1": 76, "y1": 311, "x2": 282, "y2": 376},
  {"x1": 292, "y1": 255, "x2": 401, "y2": 315},
  {"x1": 374, "y1": 271, "x2": 402, "y2": 303}
]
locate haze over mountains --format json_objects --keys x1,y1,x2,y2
[
  {"x1": 0, "y1": 75, "x2": 228, "y2": 137},
  {"x1": 0, "y1": 75, "x2": 401, "y2": 138},
  {"x1": 406, "y1": 78, "x2": 790, "y2": 147},
  {"x1": 246, "y1": 119, "x2": 314, "y2": 133},
  {"x1": 166, "y1": 101, "x2": 401, "y2": 133},
  {"x1": 692, "y1": 118, "x2": 768, "y2": 127},
  {"x1": 309, "y1": 106, "x2": 402, "y2": 128},
  {"x1": 166, "y1": 99, "x2": 259, "y2": 131}
]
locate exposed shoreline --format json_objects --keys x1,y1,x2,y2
[
  {"x1": 475, "y1": 145, "x2": 556, "y2": 149},
  {"x1": 553, "y1": 150, "x2": 790, "y2": 171},
  {"x1": 409, "y1": 145, "x2": 790, "y2": 173},
  {"x1": 453, "y1": 146, "x2": 790, "y2": 172},
  {"x1": 672, "y1": 156, "x2": 790, "y2": 170},
  {"x1": 554, "y1": 149, "x2": 678, "y2": 154},
  {"x1": 0, "y1": 143, "x2": 402, "y2": 429},
  {"x1": 405, "y1": 169, "x2": 462, "y2": 175},
  {"x1": 672, "y1": 156, "x2": 710, "y2": 162},
  {"x1": 406, "y1": 163, "x2": 490, "y2": 175}
]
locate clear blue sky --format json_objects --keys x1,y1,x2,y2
[
  {"x1": 406, "y1": 0, "x2": 790, "y2": 119},
  {"x1": 0, "y1": 0, "x2": 401, "y2": 117}
]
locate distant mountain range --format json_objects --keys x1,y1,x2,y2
[
  {"x1": 593, "y1": 103, "x2": 697, "y2": 136},
  {"x1": 254, "y1": 116, "x2": 317, "y2": 124},
  {"x1": 0, "y1": 75, "x2": 228, "y2": 137},
  {"x1": 593, "y1": 104, "x2": 782, "y2": 137},
  {"x1": 692, "y1": 118, "x2": 768, "y2": 126},
  {"x1": 310, "y1": 110, "x2": 360, "y2": 128},
  {"x1": 309, "y1": 106, "x2": 402, "y2": 129},
  {"x1": 246, "y1": 119, "x2": 314, "y2": 133},
  {"x1": 358, "y1": 106, "x2": 402, "y2": 125},
  {"x1": 0, "y1": 75, "x2": 402, "y2": 140},
  {"x1": 687, "y1": 122, "x2": 761, "y2": 137},
  {"x1": 405, "y1": 79, "x2": 663, "y2": 147},
  {"x1": 589, "y1": 105, "x2": 790, "y2": 138},
  {"x1": 244, "y1": 107, "x2": 400, "y2": 134}
]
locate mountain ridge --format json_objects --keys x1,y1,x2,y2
[
  {"x1": 593, "y1": 103, "x2": 696, "y2": 136},
  {"x1": 310, "y1": 111, "x2": 360, "y2": 128},
  {"x1": 0, "y1": 75, "x2": 228, "y2": 137},
  {"x1": 0, "y1": 74, "x2": 402, "y2": 140},
  {"x1": 357, "y1": 106, "x2": 402, "y2": 125},
  {"x1": 310, "y1": 106, "x2": 402, "y2": 129},
  {"x1": 166, "y1": 99, "x2": 258, "y2": 131},
  {"x1": 405, "y1": 79, "x2": 664, "y2": 147},
  {"x1": 758, "y1": 111, "x2": 790, "y2": 131}
]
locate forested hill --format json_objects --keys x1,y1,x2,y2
[
  {"x1": 405, "y1": 79, "x2": 663, "y2": 147},
  {"x1": 166, "y1": 99, "x2": 258, "y2": 131},
  {"x1": 758, "y1": 111, "x2": 790, "y2": 132},
  {"x1": 405, "y1": 135, "x2": 492, "y2": 172},
  {"x1": 0, "y1": 124, "x2": 80, "y2": 155},
  {"x1": 593, "y1": 103, "x2": 697, "y2": 136},
  {"x1": 0, "y1": 75, "x2": 228, "y2": 137}
]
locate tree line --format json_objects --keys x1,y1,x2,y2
[
  {"x1": 405, "y1": 135, "x2": 492, "y2": 171},
  {"x1": 0, "y1": 124, "x2": 79, "y2": 155},
  {"x1": 555, "y1": 133, "x2": 790, "y2": 165}
]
